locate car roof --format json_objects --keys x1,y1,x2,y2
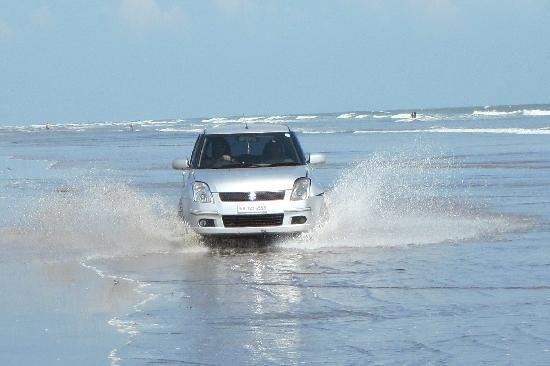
[{"x1": 203, "y1": 123, "x2": 291, "y2": 135}]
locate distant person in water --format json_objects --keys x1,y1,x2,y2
[
  {"x1": 129, "y1": 123, "x2": 134, "y2": 132},
  {"x1": 45, "y1": 124, "x2": 51, "y2": 130},
  {"x1": 410, "y1": 111, "x2": 417, "y2": 119}
]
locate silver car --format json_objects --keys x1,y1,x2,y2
[{"x1": 172, "y1": 124, "x2": 325, "y2": 236}]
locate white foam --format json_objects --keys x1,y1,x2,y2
[
  {"x1": 264, "y1": 115, "x2": 287, "y2": 121},
  {"x1": 201, "y1": 117, "x2": 228, "y2": 123},
  {"x1": 354, "y1": 114, "x2": 369, "y2": 119},
  {"x1": 237, "y1": 116, "x2": 265, "y2": 122},
  {"x1": 202, "y1": 116, "x2": 282, "y2": 124},
  {"x1": 301, "y1": 130, "x2": 349, "y2": 134},
  {"x1": 157, "y1": 128, "x2": 203, "y2": 133},
  {"x1": 353, "y1": 130, "x2": 418, "y2": 134},
  {"x1": 391, "y1": 113, "x2": 412, "y2": 119},
  {"x1": 427, "y1": 127, "x2": 550, "y2": 135},
  {"x1": 353, "y1": 127, "x2": 550, "y2": 135},
  {"x1": 295, "y1": 115, "x2": 318, "y2": 120},
  {"x1": 108, "y1": 317, "x2": 140, "y2": 335},
  {"x1": 337, "y1": 113, "x2": 356, "y2": 119},
  {"x1": 394, "y1": 114, "x2": 441, "y2": 123},
  {"x1": 472, "y1": 110, "x2": 520, "y2": 117},
  {"x1": 1, "y1": 119, "x2": 184, "y2": 133},
  {"x1": 136, "y1": 120, "x2": 178, "y2": 126},
  {"x1": 523, "y1": 109, "x2": 550, "y2": 116}
]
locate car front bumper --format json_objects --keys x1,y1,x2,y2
[{"x1": 183, "y1": 193, "x2": 323, "y2": 236}]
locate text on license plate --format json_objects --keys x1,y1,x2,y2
[{"x1": 237, "y1": 203, "x2": 267, "y2": 213}]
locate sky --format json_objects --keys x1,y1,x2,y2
[{"x1": 1, "y1": 0, "x2": 549, "y2": 125}]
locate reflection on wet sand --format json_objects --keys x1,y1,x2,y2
[{"x1": 83, "y1": 238, "x2": 550, "y2": 365}]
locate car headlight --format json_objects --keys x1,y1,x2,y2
[
  {"x1": 193, "y1": 182, "x2": 213, "y2": 203},
  {"x1": 291, "y1": 177, "x2": 310, "y2": 201}
]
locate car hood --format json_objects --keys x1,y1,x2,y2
[{"x1": 192, "y1": 166, "x2": 307, "y2": 192}]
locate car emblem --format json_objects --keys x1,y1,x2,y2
[{"x1": 248, "y1": 191, "x2": 257, "y2": 201}]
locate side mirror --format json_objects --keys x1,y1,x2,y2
[
  {"x1": 172, "y1": 158, "x2": 190, "y2": 170},
  {"x1": 308, "y1": 153, "x2": 326, "y2": 165}
]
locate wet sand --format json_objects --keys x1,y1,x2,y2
[
  {"x1": 2, "y1": 107, "x2": 550, "y2": 364},
  {"x1": 0, "y1": 256, "x2": 138, "y2": 365}
]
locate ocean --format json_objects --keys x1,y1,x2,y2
[{"x1": 1, "y1": 104, "x2": 549, "y2": 365}]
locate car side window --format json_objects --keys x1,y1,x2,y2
[{"x1": 190, "y1": 135, "x2": 205, "y2": 168}]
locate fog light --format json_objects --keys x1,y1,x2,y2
[
  {"x1": 291, "y1": 216, "x2": 307, "y2": 225},
  {"x1": 198, "y1": 219, "x2": 215, "y2": 227}
]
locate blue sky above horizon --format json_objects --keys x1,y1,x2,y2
[{"x1": 1, "y1": 0, "x2": 549, "y2": 125}]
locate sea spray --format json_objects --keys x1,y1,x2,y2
[
  {"x1": 6, "y1": 158, "x2": 534, "y2": 257},
  {"x1": 15, "y1": 180, "x2": 201, "y2": 259},
  {"x1": 283, "y1": 153, "x2": 530, "y2": 249}
]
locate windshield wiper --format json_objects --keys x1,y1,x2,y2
[
  {"x1": 211, "y1": 162, "x2": 264, "y2": 169},
  {"x1": 209, "y1": 162, "x2": 302, "y2": 169},
  {"x1": 264, "y1": 162, "x2": 302, "y2": 167}
]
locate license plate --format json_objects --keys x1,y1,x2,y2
[{"x1": 237, "y1": 203, "x2": 267, "y2": 213}]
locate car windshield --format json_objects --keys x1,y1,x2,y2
[{"x1": 196, "y1": 132, "x2": 304, "y2": 169}]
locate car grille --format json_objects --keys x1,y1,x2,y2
[
  {"x1": 218, "y1": 191, "x2": 285, "y2": 202},
  {"x1": 222, "y1": 214, "x2": 284, "y2": 227}
]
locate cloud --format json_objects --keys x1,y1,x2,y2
[
  {"x1": 408, "y1": 0, "x2": 457, "y2": 15},
  {"x1": 0, "y1": 19, "x2": 13, "y2": 41},
  {"x1": 215, "y1": 0, "x2": 254, "y2": 10},
  {"x1": 30, "y1": 6, "x2": 54, "y2": 30},
  {"x1": 119, "y1": 0, "x2": 185, "y2": 32},
  {"x1": 357, "y1": 0, "x2": 457, "y2": 16},
  {"x1": 213, "y1": 0, "x2": 261, "y2": 16}
]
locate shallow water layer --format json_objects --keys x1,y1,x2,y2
[
  {"x1": 89, "y1": 237, "x2": 550, "y2": 365},
  {"x1": 1, "y1": 105, "x2": 550, "y2": 365}
]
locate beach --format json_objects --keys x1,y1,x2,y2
[
  {"x1": 1, "y1": 105, "x2": 550, "y2": 364},
  {"x1": 0, "y1": 256, "x2": 136, "y2": 365}
]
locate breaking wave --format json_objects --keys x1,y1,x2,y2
[
  {"x1": 472, "y1": 110, "x2": 520, "y2": 117},
  {"x1": 427, "y1": 127, "x2": 550, "y2": 135},
  {"x1": 201, "y1": 117, "x2": 228, "y2": 123},
  {"x1": 264, "y1": 115, "x2": 287, "y2": 121},
  {"x1": 350, "y1": 127, "x2": 550, "y2": 135},
  {"x1": 471, "y1": 109, "x2": 550, "y2": 118},
  {"x1": 337, "y1": 113, "x2": 356, "y2": 119},
  {"x1": 157, "y1": 128, "x2": 203, "y2": 133},
  {"x1": 391, "y1": 113, "x2": 412, "y2": 119},
  {"x1": 522, "y1": 109, "x2": 550, "y2": 116}
]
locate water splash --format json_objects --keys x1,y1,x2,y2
[
  {"x1": 13, "y1": 181, "x2": 201, "y2": 259},
  {"x1": 5, "y1": 158, "x2": 533, "y2": 256},
  {"x1": 284, "y1": 153, "x2": 531, "y2": 249}
]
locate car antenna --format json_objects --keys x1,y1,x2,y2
[{"x1": 243, "y1": 114, "x2": 248, "y2": 129}]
